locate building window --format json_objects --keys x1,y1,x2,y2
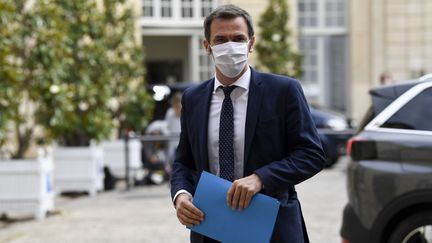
[
  {"x1": 325, "y1": 0, "x2": 346, "y2": 27},
  {"x1": 298, "y1": 0, "x2": 318, "y2": 27},
  {"x1": 201, "y1": 0, "x2": 214, "y2": 17},
  {"x1": 326, "y1": 36, "x2": 348, "y2": 111},
  {"x1": 142, "y1": 0, "x2": 153, "y2": 17},
  {"x1": 299, "y1": 36, "x2": 319, "y2": 97},
  {"x1": 199, "y1": 37, "x2": 213, "y2": 80},
  {"x1": 298, "y1": 0, "x2": 348, "y2": 110},
  {"x1": 298, "y1": 0, "x2": 346, "y2": 28},
  {"x1": 141, "y1": 0, "x2": 217, "y2": 20},
  {"x1": 181, "y1": 0, "x2": 194, "y2": 18},
  {"x1": 161, "y1": 0, "x2": 172, "y2": 18}
]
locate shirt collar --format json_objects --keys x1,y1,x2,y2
[{"x1": 213, "y1": 66, "x2": 251, "y2": 92}]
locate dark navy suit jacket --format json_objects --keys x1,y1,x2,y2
[{"x1": 170, "y1": 68, "x2": 325, "y2": 243}]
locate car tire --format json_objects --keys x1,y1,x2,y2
[{"x1": 388, "y1": 211, "x2": 432, "y2": 243}]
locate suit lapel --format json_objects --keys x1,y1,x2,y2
[
  {"x1": 197, "y1": 79, "x2": 214, "y2": 171},
  {"x1": 244, "y1": 70, "x2": 263, "y2": 167}
]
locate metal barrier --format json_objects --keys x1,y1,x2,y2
[
  {"x1": 124, "y1": 133, "x2": 180, "y2": 190},
  {"x1": 122, "y1": 129, "x2": 355, "y2": 189}
]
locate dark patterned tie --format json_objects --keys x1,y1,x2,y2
[{"x1": 219, "y1": 85, "x2": 237, "y2": 181}]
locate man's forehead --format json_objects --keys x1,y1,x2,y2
[
  {"x1": 209, "y1": 17, "x2": 249, "y2": 38},
  {"x1": 213, "y1": 32, "x2": 248, "y2": 38}
]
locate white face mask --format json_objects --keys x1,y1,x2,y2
[{"x1": 210, "y1": 41, "x2": 249, "y2": 78}]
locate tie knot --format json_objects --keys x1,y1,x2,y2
[{"x1": 221, "y1": 85, "x2": 237, "y2": 97}]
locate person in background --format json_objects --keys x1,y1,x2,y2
[
  {"x1": 141, "y1": 121, "x2": 168, "y2": 185},
  {"x1": 379, "y1": 72, "x2": 394, "y2": 85},
  {"x1": 165, "y1": 92, "x2": 182, "y2": 168}
]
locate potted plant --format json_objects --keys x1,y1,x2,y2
[
  {"x1": 103, "y1": 89, "x2": 154, "y2": 182},
  {"x1": 0, "y1": 1, "x2": 54, "y2": 219},
  {"x1": 101, "y1": 0, "x2": 154, "y2": 181},
  {"x1": 32, "y1": 0, "x2": 153, "y2": 193}
]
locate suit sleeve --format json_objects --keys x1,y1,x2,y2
[
  {"x1": 254, "y1": 80, "x2": 326, "y2": 194},
  {"x1": 170, "y1": 91, "x2": 199, "y2": 200}
]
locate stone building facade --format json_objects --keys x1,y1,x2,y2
[
  {"x1": 350, "y1": 0, "x2": 432, "y2": 121},
  {"x1": 137, "y1": 0, "x2": 432, "y2": 122}
]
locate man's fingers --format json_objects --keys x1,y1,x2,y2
[
  {"x1": 226, "y1": 175, "x2": 263, "y2": 210},
  {"x1": 177, "y1": 215, "x2": 197, "y2": 228},
  {"x1": 175, "y1": 195, "x2": 204, "y2": 227},
  {"x1": 230, "y1": 182, "x2": 242, "y2": 210},
  {"x1": 226, "y1": 185, "x2": 235, "y2": 207},
  {"x1": 179, "y1": 205, "x2": 203, "y2": 221},
  {"x1": 187, "y1": 203, "x2": 204, "y2": 218},
  {"x1": 243, "y1": 190, "x2": 255, "y2": 209},
  {"x1": 238, "y1": 186, "x2": 256, "y2": 210},
  {"x1": 178, "y1": 212, "x2": 201, "y2": 227},
  {"x1": 178, "y1": 198, "x2": 204, "y2": 219},
  {"x1": 238, "y1": 188, "x2": 247, "y2": 210}
]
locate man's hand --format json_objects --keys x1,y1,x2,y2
[
  {"x1": 175, "y1": 193, "x2": 204, "y2": 228},
  {"x1": 226, "y1": 173, "x2": 263, "y2": 211}
]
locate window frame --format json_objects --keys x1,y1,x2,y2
[
  {"x1": 324, "y1": 0, "x2": 346, "y2": 28},
  {"x1": 299, "y1": 36, "x2": 319, "y2": 87},
  {"x1": 298, "y1": 0, "x2": 319, "y2": 28},
  {"x1": 201, "y1": 0, "x2": 214, "y2": 18},
  {"x1": 160, "y1": 0, "x2": 172, "y2": 18},
  {"x1": 297, "y1": 0, "x2": 347, "y2": 29},
  {"x1": 142, "y1": 0, "x2": 154, "y2": 17},
  {"x1": 181, "y1": 0, "x2": 194, "y2": 18}
]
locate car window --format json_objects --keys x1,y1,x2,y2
[{"x1": 381, "y1": 87, "x2": 432, "y2": 131}]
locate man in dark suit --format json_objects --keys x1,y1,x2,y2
[{"x1": 170, "y1": 4, "x2": 325, "y2": 243}]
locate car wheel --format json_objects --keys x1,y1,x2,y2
[
  {"x1": 388, "y1": 211, "x2": 432, "y2": 243},
  {"x1": 325, "y1": 156, "x2": 339, "y2": 168}
]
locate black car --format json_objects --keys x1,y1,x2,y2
[
  {"x1": 309, "y1": 106, "x2": 355, "y2": 167},
  {"x1": 340, "y1": 74, "x2": 432, "y2": 243}
]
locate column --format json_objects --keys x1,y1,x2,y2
[{"x1": 189, "y1": 35, "x2": 200, "y2": 82}]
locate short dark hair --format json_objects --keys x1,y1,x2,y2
[{"x1": 203, "y1": 4, "x2": 255, "y2": 42}]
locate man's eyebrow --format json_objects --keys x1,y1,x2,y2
[
  {"x1": 213, "y1": 35, "x2": 228, "y2": 40},
  {"x1": 213, "y1": 34, "x2": 247, "y2": 40},
  {"x1": 233, "y1": 34, "x2": 248, "y2": 39}
]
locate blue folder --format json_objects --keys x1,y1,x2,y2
[{"x1": 190, "y1": 171, "x2": 280, "y2": 243}]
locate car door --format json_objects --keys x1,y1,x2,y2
[{"x1": 366, "y1": 83, "x2": 432, "y2": 165}]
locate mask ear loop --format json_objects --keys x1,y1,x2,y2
[
  {"x1": 247, "y1": 40, "x2": 254, "y2": 53},
  {"x1": 208, "y1": 47, "x2": 216, "y2": 65}
]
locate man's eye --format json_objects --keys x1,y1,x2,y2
[
  {"x1": 233, "y1": 38, "x2": 248, "y2": 43},
  {"x1": 214, "y1": 39, "x2": 227, "y2": 44}
]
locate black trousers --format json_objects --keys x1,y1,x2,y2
[{"x1": 190, "y1": 232, "x2": 220, "y2": 243}]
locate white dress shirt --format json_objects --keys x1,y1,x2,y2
[
  {"x1": 207, "y1": 67, "x2": 250, "y2": 180},
  {"x1": 173, "y1": 67, "x2": 251, "y2": 202}
]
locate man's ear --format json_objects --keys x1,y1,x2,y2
[
  {"x1": 203, "y1": 39, "x2": 211, "y2": 55},
  {"x1": 248, "y1": 36, "x2": 256, "y2": 53}
]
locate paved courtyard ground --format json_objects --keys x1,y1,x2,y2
[{"x1": 0, "y1": 158, "x2": 348, "y2": 243}]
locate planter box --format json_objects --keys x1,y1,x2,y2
[
  {"x1": 53, "y1": 144, "x2": 104, "y2": 196},
  {"x1": 0, "y1": 149, "x2": 54, "y2": 220},
  {"x1": 102, "y1": 139, "x2": 142, "y2": 179}
]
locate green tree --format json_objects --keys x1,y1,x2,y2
[
  {"x1": 0, "y1": 1, "x2": 13, "y2": 150},
  {"x1": 102, "y1": 0, "x2": 154, "y2": 137},
  {"x1": 0, "y1": 0, "x2": 49, "y2": 158},
  {"x1": 34, "y1": 0, "x2": 153, "y2": 146},
  {"x1": 0, "y1": 0, "x2": 153, "y2": 157},
  {"x1": 33, "y1": 0, "x2": 113, "y2": 146},
  {"x1": 255, "y1": 0, "x2": 302, "y2": 78}
]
